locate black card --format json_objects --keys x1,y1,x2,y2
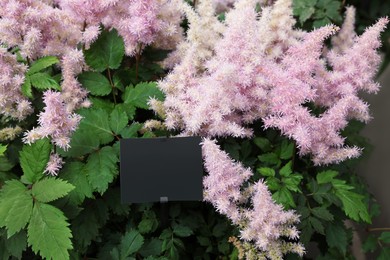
[{"x1": 120, "y1": 136, "x2": 203, "y2": 203}]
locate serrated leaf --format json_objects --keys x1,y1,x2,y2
[
  {"x1": 283, "y1": 174, "x2": 303, "y2": 192},
  {"x1": 78, "y1": 71, "x2": 112, "y2": 96},
  {"x1": 379, "y1": 232, "x2": 390, "y2": 243},
  {"x1": 138, "y1": 212, "x2": 158, "y2": 234},
  {"x1": 272, "y1": 187, "x2": 295, "y2": 208},
  {"x1": 280, "y1": 141, "x2": 294, "y2": 160},
  {"x1": 59, "y1": 130, "x2": 100, "y2": 157},
  {"x1": 279, "y1": 161, "x2": 292, "y2": 177},
  {"x1": 30, "y1": 72, "x2": 61, "y2": 90},
  {"x1": 257, "y1": 167, "x2": 275, "y2": 177},
  {"x1": 78, "y1": 108, "x2": 114, "y2": 145},
  {"x1": 32, "y1": 178, "x2": 74, "y2": 203},
  {"x1": 21, "y1": 76, "x2": 33, "y2": 98},
  {"x1": 86, "y1": 146, "x2": 119, "y2": 194},
  {"x1": 28, "y1": 203, "x2": 72, "y2": 260},
  {"x1": 110, "y1": 106, "x2": 128, "y2": 134},
  {"x1": 0, "y1": 180, "x2": 33, "y2": 237},
  {"x1": 84, "y1": 29, "x2": 125, "y2": 72},
  {"x1": 90, "y1": 97, "x2": 115, "y2": 113},
  {"x1": 139, "y1": 238, "x2": 163, "y2": 258},
  {"x1": 172, "y1": 224, "x2": 193, "y2": 237},
  {"x1": 253, "y1": 137, "x2": 272, "y2": 151},
  {"x1": 123, "y1": 82, "x2": 164, "y2": 109},
  {"x1": 119, "y1": 230, "x2": 144, "y2": 259},
  {"x1": 334, "y1": 189, "x2": 371, "y2": 223},
  {"x1": 311, "y1": 207, "x2": 334, "y2": 221},
  {"x1": 19, "y1": 138, "x2": 51, "y2": 184},
  {"x1": 103, "y1": 188, "x2": 130, "y2": 216},
  {"x1": 120, "y1": 123, "x2": 142, "y2": 138},
  {"x1": 266, "y1": 177, "x2": 281, "y2": 191},
  {"x1": 28, "y1": 56, "x2": 59, "y2": 75},
  {"x1": 72, "y1": 200, "x2": 108, "y2": 249},
  {"x1": 299, "y1": 7, "x2": 315, "y2": 23},
  {"x1": 309, "y1": 217, "x2": 325, "y2": 235},
  {"x1": 326, "y1": 223, "x2": 347, "y2": 254},
  {"x1": 115, "y1": 103, "x2": 136, "y2": 120},
  {"x1": 317, "y1": 170, "x2": 338, "y2": 184},
  {"x1": 258, "y1": 152, "x2": 280, "y2": 165},
  {"x1": 4, "y1": 230, "x2": 27, "y2": 259}
]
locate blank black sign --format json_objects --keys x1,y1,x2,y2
[{"x1": 120, "y1": 136, "x2": 203, "y2": 203}]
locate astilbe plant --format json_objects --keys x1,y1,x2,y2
[
  {"x1": 0, "y1": 0, "x2": 389, "y2": 259},
  {"x1": 150, "y1": 0, "x2": 388, "y2": 258}
]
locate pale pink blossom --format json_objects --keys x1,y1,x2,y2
[{"x1": 44, "y1": 153, "x2": 64, "y2": 176}]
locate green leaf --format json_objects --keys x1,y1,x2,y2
[
  {"x1": 90, "y1": 97, "x2": 115, "y2": 113},
  {"x1": 283, "y1": 174, "x2": 303, "y2": 192},
  {"x1": 138, "y1": 211, "x2": 158, "y2": 234},
  {"x1": 266, "y1": 177, "x2": 281, "y2": 191},
  {"x1": 30, "y1": 72, "x2": 61, "y2": 90},
  {"x1": 119, "y1": 230, "x2": 144, "y2": 259},
  {"x1": 86, "y1": 146, "x2": 119, "y2": 194},
  {"x1": 253, "y1": 137, "x2": 271, "y2": 152},
  {"x1": 272, "y1": 187, "x2": 295, "y2": 208},
  {"x1": 4, "y1": 230, "x2": 27, "y2": 259},
  {"x1": 32, "y1": 178, "x2": 74, "y2": 203},
  {"x1": 172, "y1": 223, "x2": 193, "y2": 237},
  {"x1": 120, "y1": 123, "x2": 142, "y2": 138},
  {"x1": 19, "y1": 138, "x2": 51, "y2": 184},
  {"x1": 28, "y1": 56, "x2": 59, "y2": 75},
  {"x1": 309, "y1": 217, "x2": 325, "y2": 235},
  {"x1": 71, "y1": 200, "x2": 108, "y2": 249},
  {"x1": 0, "y1": 180, "x2": 33, "y2": 237},
  {"x1": 116, "y1": 103, "x2": 136, "y2": 120},
  {"x1": 110, "y1": 106, "x2": 128, "y2": 134},
  {"x1": 279, "y1": 161, "x2": 292, "y2": 177},
  {"x1": 140, "y1": 238, "x2": 163, "y2": 258},
  {"x1": 21, "y1": 76, "x2": 33, "y2": 98},
  {"x1": 316, "y1": 170, "x2": 338, "y2": 184},
  {"x1": 280, "y1": 141, "x2": 294, "y2": 160},
  {"x1": 103, "y1": 187, "x2": 129, "y2": 215},
  {"x1": 84, "y1": 29, "x2": 125, "y2": 72},
  {"x1": 258, "y1": 152, "x2": 280, "y2": 165},
  {"x1": 0, "y1": 144, "x2": 6, "y2": 156},
  {"x1": 257, "y1": 167, "x2": 275, "y2": 177},
  {"x1": 379, "y1": 232, "x2": 390, "y2": 243},
  {"x1": 311, "y1": 207, "x2": 334, "y2": 221},
  {"x1": 326, "y1": 223, "x2": 347, "y2": 254},
  {"x1": 299, "y1": 7, "x2": 315, "y2": 23},
  {"x1": 28, "y1": 203, "x2": 72, "y2": 260},
  {"x1": 59, "y1": 130, "x2": 100, "y2": 157},
  {"x1": 60, "y1": 162, "x2": 93, "y2": 205},
  {"x1": 78, "y1": 108, "x2": 114, "y2": 145},
  {"x1": 123, "y1": 82, "x2": 164, "y2": 109},
  {"x1": 334, "y1": 188, "x2": 371, "y2": 223},
  {"x1": 78, "y1": 71, "x2": 112, "y2": 96}
]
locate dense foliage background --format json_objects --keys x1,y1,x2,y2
[{"x1": 0, "y1": 0, "x2": 389, "y2": 259}]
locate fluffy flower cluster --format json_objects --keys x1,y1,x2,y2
[
  {"x1": 202, "y1": 139, "x2": 304, "y2": 259},
  {"x1": 156, "y1": 0, "x2": 388, "y2": 165},
  {"x1": 0, "y1": 0, "x2": 184, "y2": 174},
  {"x1": 23, "y1": 90, "x2": 81, "y2": 150},
  {"x1": 0, "y1": 47, "x2": 32, "y2": 120}
]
